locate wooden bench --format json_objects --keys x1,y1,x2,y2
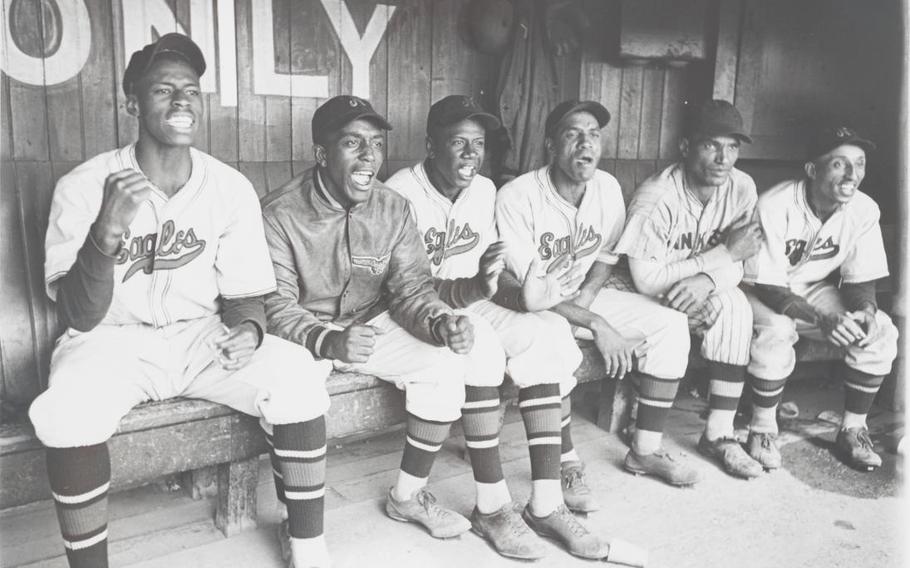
[{"x1": 0, "y1": 334, "x2": 871, "y2": 538}]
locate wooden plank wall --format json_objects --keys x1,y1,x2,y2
[{"x1": 0, "y1": 0, "x2": 701, "y2": 413}]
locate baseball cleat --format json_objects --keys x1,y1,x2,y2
[
  {"x1": 835, "y1": 427, "x2": 882, "y2": 471},
  {"x1": 560, "y1": 460, "x2": 600, "y2": 513},
  {"x1": 277, "y1": 519, "x2": 332, "y2": 568},
  {"x1": 623, "y1": 448, "x2": 702, "y2": 486},
  {"x1": 747, "y1": 431, "x2": 782, "y2": 470},
  {"x1": 470, "y1": 503, "x2": 547, "y2": 560},
  {"x1": 385, "y1": 487, "x2": 471, "y2": 538},
  {"x1": 697, "y1": 435, "x2": 763, "y2": 479},
  {"x1": 522, "y1": 503, "x2": 610, "y2": 560}
]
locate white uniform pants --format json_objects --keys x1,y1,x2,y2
[{"x1": 30, "y1": 315, "x2": 332, "y2": 448}]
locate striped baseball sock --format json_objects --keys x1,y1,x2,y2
[
  {"x1": 634, "y1": 374, "x2": 681, "y2": 455},
  {"x1": 705, "y1": 362, "x2": 747, "y2": 440},
  {"x1": 842, "y1": 366, "x2": 885, "y2": 429},
  {"x1": 519, "y1": 384, "x2": 562, "y2": 515},
  {"x1": 46, "y1": 443, "x2": 110, "y2": 568},
  {"x1": 397, "y1": 413, "x2": 453, "y2": 497},
  {"x1": 270, "y1": 417, "x2": 327, "y2": 539},
  {"x1": 461, "y1": 386, "x2": 509, "y2": 512},
  {"x1": 749, "y1": 374, "x2": 787, "y2": 434},
  {"x1": 559, "y1": 395, "x2": 579, "y2": 463}
]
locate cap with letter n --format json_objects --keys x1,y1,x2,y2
[
  {"x1": 311, "y1": 95, "x2": 393, "y2": 144},
  {"x1": 122, "y1": 33, "x2": 206, "y2": 96},
  {"x1": 685, "y1": 99, "x2": 752, "y2": 144},
  {"x1": 427, "y1": 95, "x2": 501, "y2": 133},
  {"x1": 806, "y1": 124, "x2": 876, "y2": 161},
  {"x1": 544, "y1": 99, "x2": 611, "y2": 139}
]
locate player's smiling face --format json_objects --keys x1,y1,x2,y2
[
  {"x1": 548, "y1": 111, "x2": 602, "y2": 184},
  {"x1": 316, "y1": 118, "x2": 385, "y2": 208},
  {"x1": 807, "y1": 144, "x2": 866, "y2": 210},
  {"x1": 129, "y1": 56, "x2": 202, "y2": 148},
  {"x1": 426, "y1": 118, "x2": 486, "y2": 196},
  {"x1": 681, "y1": 135, "x2": 741, "y2": 189}
]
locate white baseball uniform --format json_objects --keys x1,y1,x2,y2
[
  {"x1": 496, "y1": 166, "x2": 690, "y2": 380},
  {"x1": 385, "y1": 163, "x2": 582, "y2": 392},
  {"x1": 31, "y1": 144, "x2": 331, "y2": 448},
  {"x1": 614, "y1": 163, "x2": 757, "y2": 366},
  {"x1": 744, "y1": 178, "x2": 897, "y2": 380}
]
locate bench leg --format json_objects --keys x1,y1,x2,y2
[
  {"x1": 214, "y1": 457, "x2": 259, "y2": 536},
  {"x1": 596, "y1": 377, "x2": 635, "y2": 434}
]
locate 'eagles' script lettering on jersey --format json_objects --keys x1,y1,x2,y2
[
  {"x1": 784, "y1": 237, "x2": 841, "y2": 266},
  {"x1": 671, "y1": 228, "x2": 725, "y2": 255},
  {"x1": 424, "y1": 220, "x2": 480, "y2": 266},
  {"x1": 538, "y1": 225, "x2": 602, "y2": 262},
  {"x1": 116, "y1": 220, "x2": 207, "y2": 282}
]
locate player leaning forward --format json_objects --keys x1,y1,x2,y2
[
  {"x1": 385, "y1": 95, "x2": 644, "y2": 563},
  {"x1": 614, "y1": 100, "x2": 767, "y2": 479},
  {"x1": 29, "y1": 34, "x2": 333, "y2": 568},
  {"x1": 743, "y1": 125, "x2": 898, "y2": 471},
  {"x1": 496, "y1": 100, "x2": 699, "y2": 486},
  {"x1": 261, "y1": 96, "x2": 508, "y2": 553}
]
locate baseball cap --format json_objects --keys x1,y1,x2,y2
[
  {"x1": 427, "y1": 95, "x2": 501, "y2": 133},
  {"x1": 544, "y1": 100, "x2": 611, "y2": 138},
  {"x1": 312, "y1": 95, "x2": 393, "y2": 144},
  {"x1": 806, "y1": 125, "x2": 876, "y2": 160},
  {"x1": 122, "y1": 33, "x2": 206, "y2": 96},
  {"x1": 686, "y1": 99, "x2": 752, "y2": 143}
]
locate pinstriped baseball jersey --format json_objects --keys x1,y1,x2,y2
[
  {"x1": 614, "y1": 163, "x2": 757, "y2": 268},
  {"x1": 496, "y1": 165, "x2": 625, "y2": 281},
  {"x1": 385, "y1": 162, "x2": 495, "y2": 279},
  {"x1": 743, "y1": 178, "x2": 889, "y2": 295},
  {"x1": 45, "y1": 144, "x2": 276, "y2": 328}
]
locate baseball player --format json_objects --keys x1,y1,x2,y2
[
  {"x1": 28, "y1": 34, "x2": 333, "y2": 568},
  {"x1": 743, "y1": 125, "x2": 898, "y2": 471},
  {"x1": 262, "y1": 96, "x2": 506, "y2": 549},
  {"x1": 385, "y1": 95, "x2": 643, "y2": 562},
  {"x1": 613, "y1": 100, "x2": 766, "y2": 479},
  {"x1": 496, "y1": 100, "x2": 700, "y2": 487}
]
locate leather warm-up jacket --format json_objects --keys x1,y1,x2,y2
[{"x1": 261, "y1": 167, "x2": 451, "y2": 357}]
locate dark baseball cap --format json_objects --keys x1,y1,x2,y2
[
  {"x1": 686, "y1": 99, "x2": 752, "y2": 144},
  {"x1": 122, "y1": 33, "x2": 206, "y2": 96},
  {"x1": 544, "y1": 100, "x2": 611, "y2": 138},
  {"x1": 427, "y1": 95, "x2": 500, "y2": 133},
  {"x1": 312, "y1": 95, "x2": 392, "y2": 144},
  {"x1": 807, "y1": 125, "x2": 876, "y2": 160}
]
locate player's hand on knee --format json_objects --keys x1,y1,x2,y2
[
  {"x1": 819, "y1": 312, "x2": 866, "y2": 347},
  {"x1": 521, "y1": 253, "x2": 583, "y2": 311},
  {"x1": 214, "y1": 322, "x2": 259, "y2": 370},
  {"x1": 849, "y1": 309, "x2": 878, "y2": 348},
  {"x1": 439, "y1": 314, "x2": 474, "y2": 354},
  {"x1": 592, "y1": 323, "x2": 645, "y2": 381},
  {"x1": 664, "y1": 274, "x2": 714, "y2": 314},
  {"x1": 474, "y1": 241, "x2": 507, "y2": 298},
  {"x1": 325, "y1": 324, "x2": 382, "y2": 363},
  {"x1": 724, "y1": 213, "x2": 763, "y2": 262},
  {"x1": 93, "y1": 169, "x2": 153, "y2": 253}
]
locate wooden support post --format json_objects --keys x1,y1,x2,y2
[
  {"x1": 596, "y1": 377, "x2": 635, "y2": 434},
  {"x1": 214, "y1": 457, "x2": 259, "y2": 537}
]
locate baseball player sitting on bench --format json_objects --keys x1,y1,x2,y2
[
  {"x1": 28, "y1": 34, "x2": 334, "y2": 568},
  {"x1": 262, "y1": 95, "x2": 507, "y2": 551},
  {"x1": 613, "y1": 100, "x2": 766, "y2": 479},
  {"x1": 743, "y1": 125, "x2": 898, "y2": 472},
  {"x1": 496, "y1": 100, "x2": 699, "y2": 487},
  {"x1": 386, "y1": 95, "x2": 637, "y2": 561}
]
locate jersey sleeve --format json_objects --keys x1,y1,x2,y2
[
  {"x1": 495, "y1": 185, "x2": 537, "y2": 282},
  {"x1": 44, "y1": 167, "x2": 106, "y2": 301},
  {"x1": 840, "y1": 202, "x2": 889, "y2": 283},
  {"x1": 743, "y1": 199, "x2": 790, "y2": 287},
  {"x1": 216, "y1": 176, "x2": 277, "y2": 298}
]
